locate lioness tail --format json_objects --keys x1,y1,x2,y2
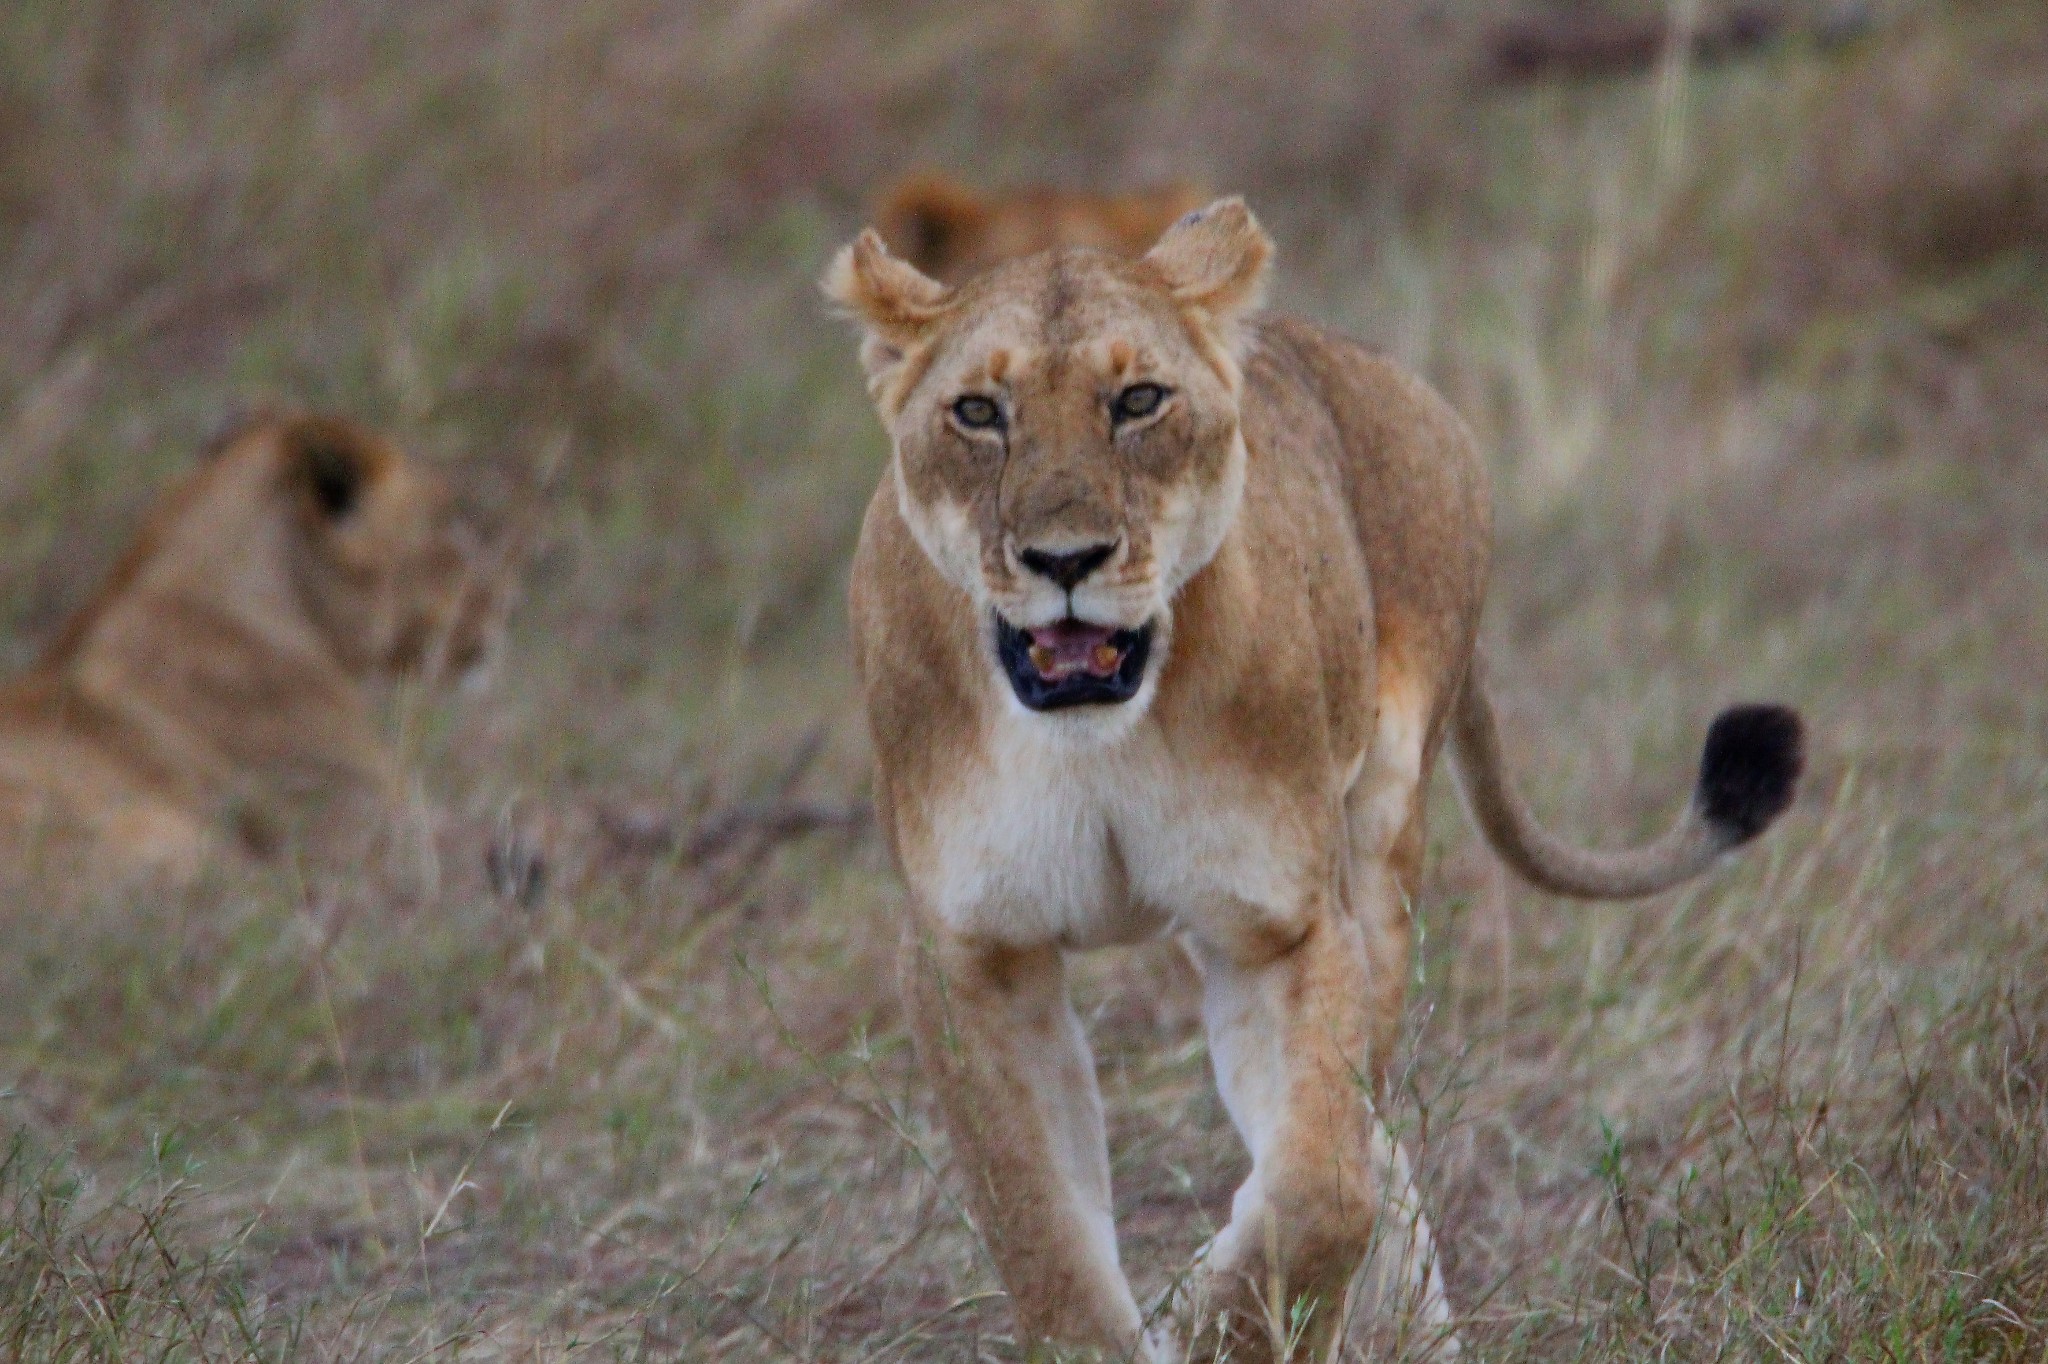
[{"x1": 1450, "y1": 651, "x2": 1803, "y2": 899}]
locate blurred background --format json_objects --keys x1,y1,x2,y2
[{"x1": 2, "y1": 0, "x2": 2045, "y2": 1357}]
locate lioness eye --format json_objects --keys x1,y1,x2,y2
[
  {"x1": 953, "y1": 395, "x2": 1004, "y2": 431},
  {"x1": 1112, "y1": 383, "x2": 1167, "y2": 423}
]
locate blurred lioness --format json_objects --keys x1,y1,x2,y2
[
  {"x1": 874, "y1": 171, "x2": 1207, "y2": 283},
  {"x1": 825, "y1": 200, "x2": 1803, "y2": 1360},
  {"x1": 0, "y1": 413, "x2": 505, "y2": 887}
]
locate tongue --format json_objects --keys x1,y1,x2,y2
[{"x1": 1026, "y1": 621, "x2": 1122, "y2": 680}]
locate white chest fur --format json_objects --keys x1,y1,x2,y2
[{"x1": 909, "y1": 712, "x2": 1322, "y2": 951}]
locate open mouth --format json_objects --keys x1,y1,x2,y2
[{"x1": 994, "y1": 615, "x2": 1154, "y2": 711}]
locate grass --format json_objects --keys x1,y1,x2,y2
[
  {"x1": 2, "y1": 0, "x2": 2046, "y2": 1358},
  {"x1": 0, "y1": 1133, "x2": 298, "y2": 1361}
]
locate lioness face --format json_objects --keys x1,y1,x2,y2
[
  {"x1": 829, "y1": 199, "x2": 1273, "y2": 727},
  {"x1": 276, "y1": 418, "x2": 506, "y2": 684}
]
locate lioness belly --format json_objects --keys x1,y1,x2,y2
[{"x1": 912, "y1": 713, "x2": 1324, "y2": 953}]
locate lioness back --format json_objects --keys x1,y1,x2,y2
[{"x1": 1239, "y1": 317, "x2": 1492, "y2": 748}]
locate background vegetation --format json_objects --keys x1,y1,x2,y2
[{"x1": 1, "y1": 0, "x2": 2044, "y2": 1357}]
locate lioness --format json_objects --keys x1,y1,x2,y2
[
  {"x1": 0, "y1": 412, "x2": 504, "y2": 886},
  {"x1": 826, "y1": 200, "x2": 1802, "y2": 1360},
  {"x1": 875, "y1": 171, "x2": 1208, "y2": 284}
]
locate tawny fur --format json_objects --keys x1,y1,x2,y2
[
  {"x1": 0, "y1": 413, "x2": 505, "y2": 888},
  {"x1": 874, "y1": 171, "x2": 1209, "y2": 284},
  {"x1": 826, "y1": 201, "x2": 1799, "y2": 1361}
]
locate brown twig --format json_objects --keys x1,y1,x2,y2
[
  {"x1": 1488, "y1": 4, "x2": 1794, "y2": 84},
  {"x1": 596, "y1": 725, "x2": 869, "y2": 872},
  {"x1": 677, "y1": 799, "x2": 868, "y2": 867}
]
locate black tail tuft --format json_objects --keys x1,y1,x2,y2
[{"x1": 1696, "y1": 703, "x2": 1804, "y2": 845}]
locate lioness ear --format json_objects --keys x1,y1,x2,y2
[
  {"x1": 874, "y1": 173, "x2": 989, "y2": 279},
  {"x1": 821, "y1": 228, "x2": 955, "y2": 397},
  {"x1": 283, "y1": 417, "x2": 383, "y2": 523},
  {"x1": 1141, "y1": 196, "x2": 1273, "y2": 330}
]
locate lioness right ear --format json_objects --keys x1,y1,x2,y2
[
  {"x1": 821, "y1": 229, "x2": 955, "y2": 402},
  {"x1": 874, "y1": 173, "x2": 989, "y2": 279},
  {"x1": 1141, "y1": 196, "x2": 1274, "y2": 334}
]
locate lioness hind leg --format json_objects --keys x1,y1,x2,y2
[
  {"x1": 1336, "y1": 1128, "x2": 1461, "y2": 1358},
  {"x1": 1175, "y1": 898, "x2": 1385, "y2": 1363},
  {"x1": 898, "y1": 924, "x2": 1147, "y2": 1354},
  {"x1": 1338, "y1": 779, "x2": 1462, "y2": 1356}
]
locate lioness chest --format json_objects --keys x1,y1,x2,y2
[{"x1": 907, "y1": 711, "x2": 1333, "y2": 952}]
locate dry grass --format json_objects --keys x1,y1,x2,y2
[{"x1": 2, "y1": 0, "x2": 2045, "y2": 1358}]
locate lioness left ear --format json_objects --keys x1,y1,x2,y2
[
  {"x1": 821, "y1": 229, "x2": 955, "y2": 399},
  {"x1": 1141, "y1": 196, "x2": 1274, "y2": 332},
  {"x1": 285, "y1": 418, "x2": 376, "y2": 523}
]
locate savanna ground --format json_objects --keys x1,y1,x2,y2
[{"x1": 3, "y1": 1, "x2": 2046, "y2": 1358}]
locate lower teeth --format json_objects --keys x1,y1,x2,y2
[{"x1": 1023, "y1": 635, "x2": 1125, "y2": 679}]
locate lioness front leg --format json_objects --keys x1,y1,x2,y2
[
  {"x1": 1179, "y1": 896, "x2": 1386, "y2": 1362},
  {"x1": 900, "y1": 921, "x2": 1149, "y2": 1356}
]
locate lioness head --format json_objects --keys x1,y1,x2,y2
[
  {"x1": 249, "y1": 414, "x2": 503, "y2": 682},
  {"x1": 827, "y1": 198, "x2": 1273, "y2": 728},
  {"x1": 874, "y1": 173, "x2": 1211, "y2": 284}
]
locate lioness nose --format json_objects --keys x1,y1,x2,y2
[{"x1": 1019, "y1": 542, "x2": 1116, "y2": 591}]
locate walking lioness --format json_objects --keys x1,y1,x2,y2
[{"x1": 826, "y1": 200, "x2": 1801, "y2": 1360}]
